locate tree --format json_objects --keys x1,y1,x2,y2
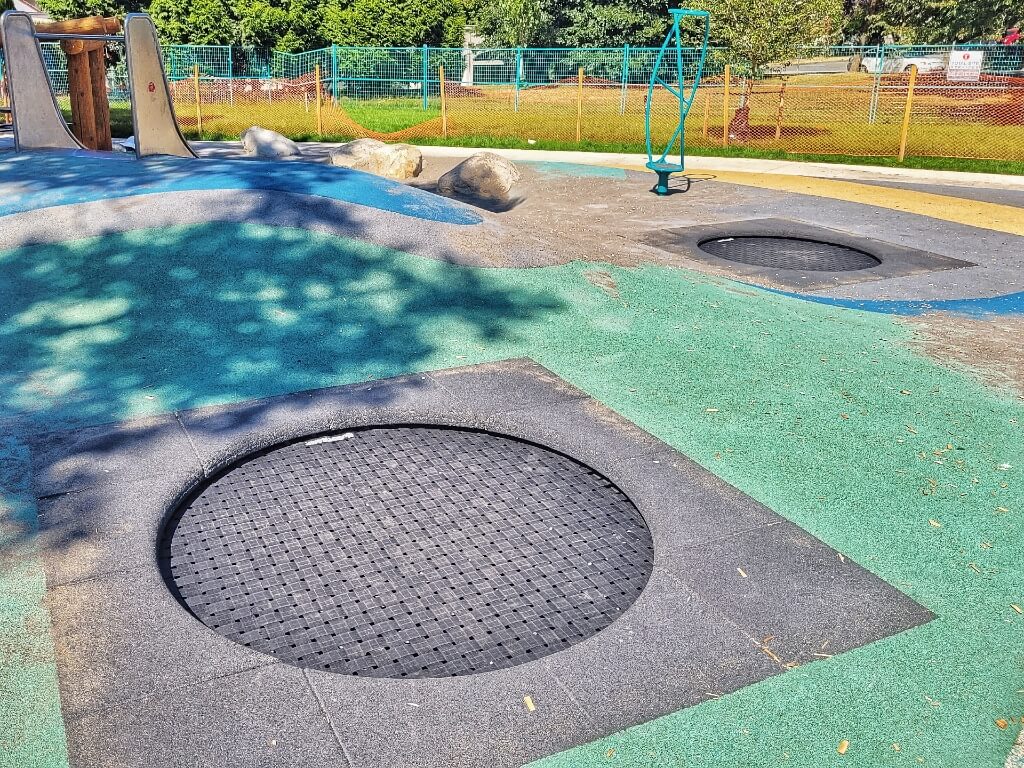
[
  {"x1": 320, "y1": 0, "x2": 464, "y2": 47},
  {"x1": 553, "y1": 1, "x2": 669, "y2": 47},
  {"x1": 892, "y1": 0, "x2": 1021, "y2": 43},
  {"x1": 148, "y1": 0, "x2": 235, "y2": 45},
  {"x1": 232, "y1": 0, "x2": 325, "y2": 51},
  {"x1": 492, "y1": 0, "x2": 545, "y2": 47},
  {"x1": 37, "y1": 0, "x2": 142, "y2": 20},
  {"x1": 692, "y1": 0, "x2": 844, "y2": 74}
]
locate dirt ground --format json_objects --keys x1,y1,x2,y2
[
  {"x1": 415, "y1": 157, "x2": 763, "y2": 271},
  {"x1": 904, "y1": 314, "x2": 1024, "y2": 397}
]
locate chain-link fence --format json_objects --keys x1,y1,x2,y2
[{"x1": 7, "y1": 42, "x2": 1023, "y2": 162}]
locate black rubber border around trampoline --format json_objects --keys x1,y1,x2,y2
[
  {"x1": 645, "y1": 217, "x2": 976, "y2": 290},
  {"x1": 27, "y1": 359, "x2": 935, "y2": 768}
]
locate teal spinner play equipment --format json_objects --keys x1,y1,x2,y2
[{"x1": 645, "y1": 8, "x2": 711, "y2": 195}]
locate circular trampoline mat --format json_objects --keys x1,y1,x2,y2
[
  {"x1": 698, "y1": 236, "x2": 881, "y2": 272},
  {"x1": 160, "y1": 426, "x2": 653, "y2": 678}
]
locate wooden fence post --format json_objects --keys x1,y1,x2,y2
[
  {"x1": 315, "y1": 64, "x2": 323, "y2": 136},
  {"x1": 721, "y1": 64, "x2": 731, "y2": 147},
  {"x1": 774, "y1": 80, "x2": 787, "y2": 141},
  {"x1": 193, "y1": 64, "x2": 203, "y2": 136},
  {"x1": 576, "y1": 66, "x2": 584, "y2": 143},
  {"x1": 897, "y1": 64, "x2": 918, "y2": 162},
  {"x1": 439, "y1": 65, "x2": 448, "y2": 138}
]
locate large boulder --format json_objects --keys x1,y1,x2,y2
[
  {"x1": 329, "y1": 138, "x2": 423, "y2": 180},
  {"x1": 436, "y1": 152, "x2": 520, "y2": 203},
  {"x1": 240, "y1": 126, "x2": 302, "y2": 159}
]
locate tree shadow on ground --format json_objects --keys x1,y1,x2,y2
[{"x1": 0, "y1": 214, "x2": 564, "y2": 565}]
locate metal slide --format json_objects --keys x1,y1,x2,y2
[
  {"x1": 124, "y1": 13, "x2": 196, "y2": 158},
  {"x1": 0, "y1": 11, "x2": 85, "y2": 151}
]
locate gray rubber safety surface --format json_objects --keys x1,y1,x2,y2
[
  {"x1": 698, "y1": 236, "x2": 882, "y2": 272},
  {"x1": 159, "y1": 425, "x2": 654, "y2": 678}
]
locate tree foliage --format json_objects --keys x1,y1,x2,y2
[
  {"x1": 551, "y1": 0, "x2": 669, "y2": 47},
  {"x1": 147, "y1": 0, "x2": 234, "y2": 45},
  {"x1": 490, "y1": 0, "x2": 545, "y2": 47},
  {"x1": 843, "y1": 0, "x2": 1022, "y2": 44},
  {"x1": 692, "y1": 0, "x2": 844, "y2": 73},
  {"x1": 320, "y1": 0, "x2": 463, "y2": 47},
  {"x1": 34, "y1": 0, "x2": 1021, "y2": 51}
]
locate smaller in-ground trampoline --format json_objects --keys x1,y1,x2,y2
[
  {"x1": 698, "y1": 235, "x2": 881, "y2": 272},
  {"x1": 646, "y1": 217, "x2": 975, "y2": 290},
  {"x1": 160, "y1": 425, "x2": 654, "y2": 678}
]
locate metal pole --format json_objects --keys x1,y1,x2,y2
[
  {"x1": 702, "y1": 89, "x2": 709, "y2": 138},
  {"x1": 332, "y1": 43, "x2": 338, "y2": 105},
  {"x1": 897, "y1": 64, "x2": 917, "y2": 161},
  {"x1": 868, "y1": 44, "x2": 883, "y2": 124},
  {"x1": 315, "y1": 63, "x2": 323, "y2": 136},
  {"x1": 514, "y1": 47, "x2": 522, "y2": 112},
  {"x1": 721, "y1": 63, "x2": 730, "y2": 146},
  {"x1": 421, "y1": 44, "x2": 428, "y2": 110},
  {"x1": 193, "y1": 63, "x2": 202, "y2": 135},
  {"x1": 439, "y1": 64, "x2": 447, "y2": 138},
  {"x1": 619, "y1": 43, "x2": 630, "y2": 115},
  {"x1": 576, "y1": 66, "x2": 584, "y2": 142},
  {"x1": 227, "y1": 45, "x2": 234, "y2": 105}
]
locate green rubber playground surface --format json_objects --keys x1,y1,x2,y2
[{"x1": 0, "y1": 222, "x2": 1021, "y2": 767}]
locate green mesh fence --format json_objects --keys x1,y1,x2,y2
[{"x1": 9, "y1": 41, "x2": 1022, "y2": 161}]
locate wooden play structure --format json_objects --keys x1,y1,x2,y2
[
  {"x1": 39, "y1": 15, "x2": 121, "y2": 150},
  {"x1": 0, "y1": 11, "x2": 195, "y2": 158}
]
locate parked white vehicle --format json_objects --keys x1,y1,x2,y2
[{"x1": 859, "y1": 49, "x2": 948, "y2": 74}]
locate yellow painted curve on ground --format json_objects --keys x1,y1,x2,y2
[{"x1": 617, "y1": 163, "x2": 1024, "y2": 237}]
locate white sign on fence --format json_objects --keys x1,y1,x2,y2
[{"x1": 947, "y1": 49, "x2": 984, "y2": 81}]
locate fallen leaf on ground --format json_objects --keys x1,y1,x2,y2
[{"x1": 837, "y1": 740, "x2": 850, "y2": 755}]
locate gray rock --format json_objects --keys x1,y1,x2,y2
[
  {"x1": 436, "y1": 152, "x2": 520, "y2": 203},
  {"x1": 329, "y1": 139, "x2": 423, "y2": 180},
  {"x1": 240, "y1": 126, "x2": 302, "y2": 159}
]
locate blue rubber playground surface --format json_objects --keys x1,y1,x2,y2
[
  {"x1": 0, "y1": 150, "x2": 481, "y2": 225},
  {"x1": 768, "y1": 286, "x2": 1024, "y2": 317}
]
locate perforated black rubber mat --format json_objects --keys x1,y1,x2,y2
[
  {"x1": 160, "y1": 426, "x2": 653, "y2": 678},
  {"x1": 699, "y1": 236, "x2": 881, "y2": 272}
]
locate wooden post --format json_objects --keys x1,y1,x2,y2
[
  {"x1": 439, "y1": 65, "x2": 448, "y2": 138},
  {"x1": 576, "y1": 66, "x2": 584, "y2": 143},
  {"x1": 774, "y1": 80, "x2": 787, "y2": 141},
  {"x1": 44, "y1": 16, "x2": 118, "y2": 150},
  {"x1": 315, "y1": 64, "x2": 323, "y2": 136},
  {"x1": 721, "y1": 64, "x2": 731, "y2": 147},
  {"x1": 193, "y1": 64, "x2": 203, "y2": 136},
  {"x1": 897, "y1": 64, "x2": 918, "y2": 162},
  {"x1": 66, "y1": 51, "x2": 98, "y2": 149},
  {"x1": 86, "y1": 47, "x2": 111, "y2": 150}
]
